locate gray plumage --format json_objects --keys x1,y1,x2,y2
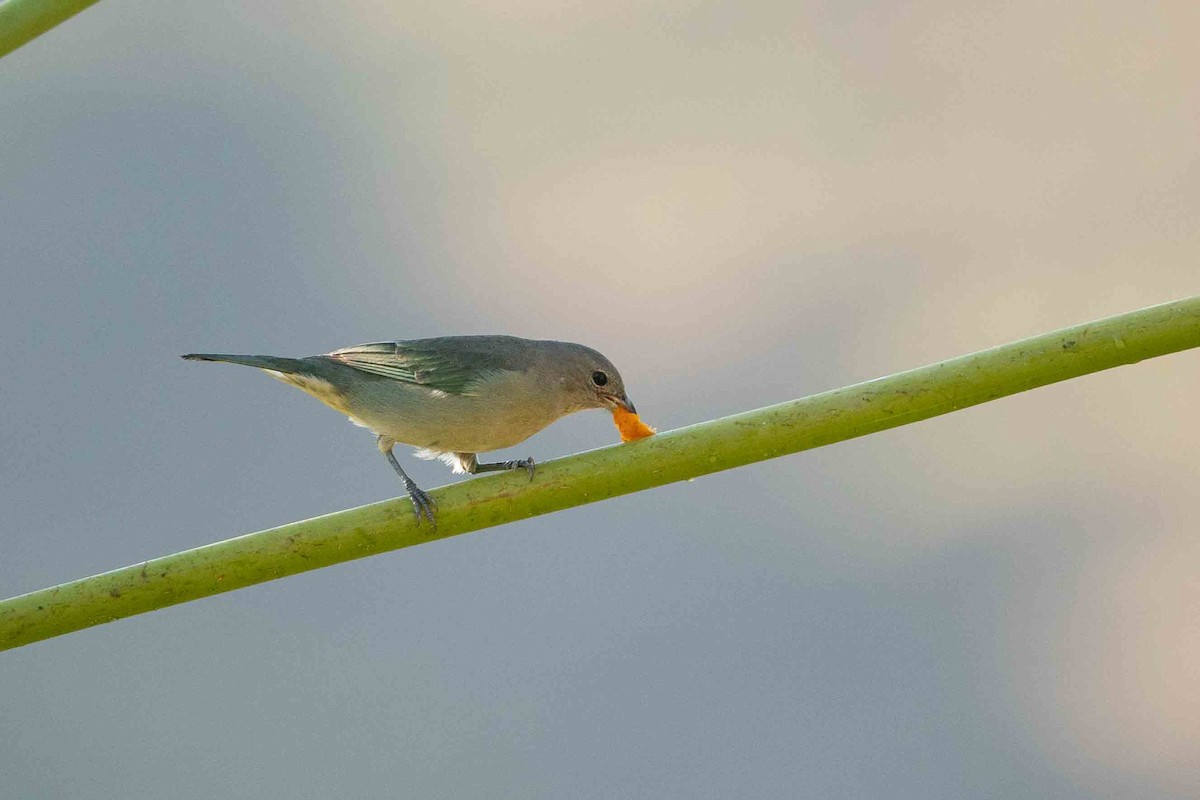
[{"x1": 182, "y1": 336, "x2": 636, "y2": 526}]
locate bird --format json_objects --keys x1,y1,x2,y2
[{"x1": 182, "y1": 336, "x2": 636, "y2": 527}]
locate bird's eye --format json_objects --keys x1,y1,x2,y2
[{"x1": 591, "y1": 371, "x2": 608, "y2": 387}]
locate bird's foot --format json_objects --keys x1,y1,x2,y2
[
  {"x1": 497, "y1": 457, "x2": 536, "y2": 481},
  {"x1": 404, "y1": 480, "x2": 437, "y2": 529},
  {"x1": 470, "y1": 456, "x2": 536, "y2": 481},
  {"x1": 515, "y1": 456, "x2": 536, "y2": 482}
]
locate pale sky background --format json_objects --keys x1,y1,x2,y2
[{"x1": 2, "y1": 1, "x2": 1198, "y2": 797}]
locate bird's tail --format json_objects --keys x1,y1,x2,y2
[{"x1": 181, "y1": 353, "x2": 311, "y2": 374}]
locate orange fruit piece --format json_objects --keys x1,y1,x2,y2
[{"x1": 613, "y1": 407, "x2": 656, "y2": 442}]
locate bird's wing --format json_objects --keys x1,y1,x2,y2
[{"x1": 326, "y1": 340, "x2": 513, "y2": 396}]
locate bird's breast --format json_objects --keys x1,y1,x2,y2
[{"x1": 342, "y1": 372, "x2": 568, "y2": 453}]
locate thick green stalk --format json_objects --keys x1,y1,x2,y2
[
  {"x1": 0, "y1": 0, "x2": 101, "y2": 59},
  {"x1": 3, "y1": 296, "x2": 1199, "y2": 650}
]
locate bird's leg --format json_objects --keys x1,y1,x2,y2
[
  {"x1": 378, "y1": 436, "x2": 437, "y2": 527},
  {"x1": 459, "y1": 452, "x2": 536, "y2": 482}
]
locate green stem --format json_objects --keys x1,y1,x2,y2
[
  {"x1": 3, "y1": 296, "x2": 1199, "y2": 650},
  {"x1": 0, "y1": 0, "x2": 101, "y2": 59}
]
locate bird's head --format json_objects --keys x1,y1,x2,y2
[{"x1": 554, "y1": 343, "x2": 636, "y2": 415}]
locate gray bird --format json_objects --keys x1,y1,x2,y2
[{"x1": 183, "y1": 336, "x2": 636, "y2": 526}]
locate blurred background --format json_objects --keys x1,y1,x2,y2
[{"x1": 2, "y1": 1, "x2": 1198, "y2": 796}]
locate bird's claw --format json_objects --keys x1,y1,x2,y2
[
  {"x1": 518, "y1": 457, "x2": 536, "y2": 482},
  {"x1": 405, "y1": 482, "x2": 437, "y2": 529}
]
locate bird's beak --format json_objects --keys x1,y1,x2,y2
[{"x1": 599, "y1": 390, "x2": 636, "y2": 414}]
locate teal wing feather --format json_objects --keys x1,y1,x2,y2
[{"x1": 326, "y1": 339, "x2": 516, "y2": 396}]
